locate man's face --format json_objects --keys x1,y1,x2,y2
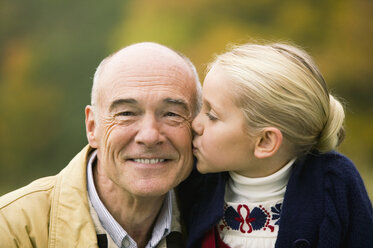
[{"x1": 86, "y1": 48, "x2": 196, "y2": 197}]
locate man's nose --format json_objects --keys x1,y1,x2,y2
[{"x1": 135, "y1": 115, "x2": 164, "y2": 147}]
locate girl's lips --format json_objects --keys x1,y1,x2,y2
[
  {"x1": 192, "y1": 140, "x2": 199, "y2": 148},
  {"x1": 192, "y1": 146, "x2": 199, "y2": 155},
  {"x1": 192, "y1": 140, "x2": 200, "y2": 154}
]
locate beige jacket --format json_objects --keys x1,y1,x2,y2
[
  {"x1": 0, "y1": 146, "x2": 182, "y2": 248},
  {"x1": 0, "y1": 146, "x2": 99, "y2": 247}
]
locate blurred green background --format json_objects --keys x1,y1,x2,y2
[{"x1": 1, "y1": 0, "x2": 372, "y2": 200}]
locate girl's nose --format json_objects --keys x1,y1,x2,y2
[{"x1": 192, "y1": 112, "x2": 203, "y2": 136}]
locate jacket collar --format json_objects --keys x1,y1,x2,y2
[{"x1": 48, "y1": 145, "x2": 98, "y2": 247}]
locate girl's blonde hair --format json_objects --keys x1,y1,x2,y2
[{"x1": 210, "y1": 43, "x2": 345, "y2": 156}]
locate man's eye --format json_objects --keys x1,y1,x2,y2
[
  {"x1": 118, "y1": 111, "x2": 135, "y2": 116},
  {"x1": 165, "y1": 112, "x2": 180, "y2": 117},
  {"x1": 206, "y1": 112, "x2": 218, "y2": 121}
]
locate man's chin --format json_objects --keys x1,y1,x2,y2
[{"x1": 130, "y1": 183, "x2": 171, "y2": 198}]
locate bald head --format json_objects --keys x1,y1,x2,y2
[{"x1": 91, "y1": 42, "x2": 201, "y2": 116}]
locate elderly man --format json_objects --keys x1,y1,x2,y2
[{"x1": 0, "y1": 42, "x2": 201, "y2": 248}]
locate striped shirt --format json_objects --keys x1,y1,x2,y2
[{"x1": 87, "y1": 150, "x2": 172, "y2": 248}]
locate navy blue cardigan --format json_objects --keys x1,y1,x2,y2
[{"x1": 178, "y1": 151, "x2": 373, "y2": 248}]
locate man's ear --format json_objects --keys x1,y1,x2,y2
[
  {"x1": 254, "y1": 127, "x2": 283, "y2": 159},
  {"x1": 85, "y1": 105, "x2": 98, "y2": 148}
]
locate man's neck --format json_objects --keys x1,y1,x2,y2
[{"x1": 93, "y1": 165, "x2": 166, "y2": 248}]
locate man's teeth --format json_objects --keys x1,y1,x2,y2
[{"x1": 133, "y1": 158, "x2": 165, "y2": 164}]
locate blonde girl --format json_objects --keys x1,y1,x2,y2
[{"x1": 179, "y1": 43, "x2": 373, "y2": 248}]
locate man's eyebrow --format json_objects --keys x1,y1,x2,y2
[
  {"x1": 109, "y1": 98, "x2": 137, "y2": 112},
  {"x1": 163, "y1": 98, "x2": 190, "y2": 112}
]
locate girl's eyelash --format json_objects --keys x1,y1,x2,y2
[{"x1": 206, "y1": 112, "x2": 217, "y2": 120}]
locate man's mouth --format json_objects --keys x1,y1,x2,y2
[{"x1": 131, "y1": 158, "x2": 166, "y2": 164}]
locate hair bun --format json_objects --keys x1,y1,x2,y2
[{"x1": 315, "y1": 94, "x2": 345, "y2": 152}]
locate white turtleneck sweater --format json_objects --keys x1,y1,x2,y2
[{"x1": 218, "y1": 159, "x2": 295, "y2": 248}]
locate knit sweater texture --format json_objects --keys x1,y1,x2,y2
[{"x1": 178, "y1": 151, "x2": 373, "y2": 248}]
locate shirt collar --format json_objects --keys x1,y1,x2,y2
[
  {"x1": 227, "y1": 158, "x2": 296, "y2": 203},
  {"x1": 86, "y1": 150, "x2": 172, "y2": 248}
]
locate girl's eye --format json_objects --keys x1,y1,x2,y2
[{"x1": 206, "y1": 112, "x2": 218, "y2": 121}]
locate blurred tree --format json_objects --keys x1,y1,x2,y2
[{"x1": 0, "y1": 0, "x2": 127, "y2": 194}]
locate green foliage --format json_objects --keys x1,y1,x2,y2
[
  {"x1": 1, "y1": 0, "x2": 372, "y2": 200},
  {"x1": 0, "y1": 0, "x2": 126, "y2": 193}
]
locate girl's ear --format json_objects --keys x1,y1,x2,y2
[
  {"x1": 85, "y1": 105, "x2": 99, "y2": 148},
  {"x1": 254, "y1": 127, "x2": 283, "y2": 159}
]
